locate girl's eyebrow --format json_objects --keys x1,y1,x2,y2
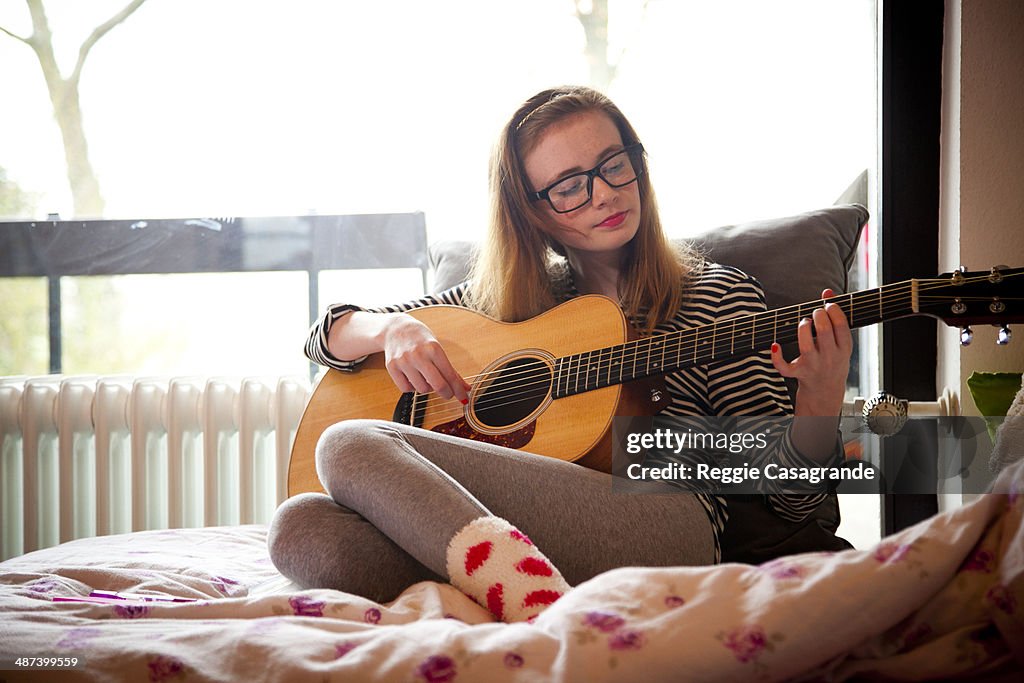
[{"x1": 545, "y1": 143, "x2": 625, "y2": 186}]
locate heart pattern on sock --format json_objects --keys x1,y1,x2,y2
[
  {"x1": 523, "y1": 589, "x2": 561, "y2": 609},
  {"x1": 465, "y1": 541, "x2": 492, "y2": 576},
  {"x1": 515, "y1": 556, "x2": 553, "y2": 577},
  {"x1": 486, "y1": 583, "x2": 505, "y2": 621},
  {"x1": 446, "y1": 516, "x2": 570, "y2": 623},
  {"x1": 509, "y1": 529, "x2": 533, "y2": 545}
]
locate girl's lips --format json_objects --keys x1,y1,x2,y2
[{"x1": 597, "y1": 211, "x2": 627, "y2": 228}]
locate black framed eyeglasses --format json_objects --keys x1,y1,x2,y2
[{"x1": 528, "y1": 143, "x2": 646, "y2": 214}]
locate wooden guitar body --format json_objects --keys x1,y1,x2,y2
[{"x1": 287, "y1": 296, "x2": 668, "y2": 496}]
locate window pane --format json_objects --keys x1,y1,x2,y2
[
  {"x1": 0, "y1": 278, "x2": 48, "y2": 376},
  {"x1": 318, "y1": 269, "x2": 425, "y2": 313},
  {"x1": 59, "y1": 273, "x2": 311, "y2": 377}
]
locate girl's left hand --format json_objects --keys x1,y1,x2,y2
[{"x1": 769, "y1": 288, "x2": 852, "y2": 417}]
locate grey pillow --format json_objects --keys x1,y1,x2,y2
[
  {"x1": 429, "y1": 204, "x2": 869, "y2": 311},
  {"x1": 429, "y1": 240, "x2": 478, "y2": 294},
  {"x1": 687, "y1": 204, "x2": 868, "y2": 311}
]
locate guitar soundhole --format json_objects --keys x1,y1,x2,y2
[{"x1": 472, "y1": 356, "x2": 552, "y2": 430}]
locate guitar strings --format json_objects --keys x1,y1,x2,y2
[
  {"x1": 420, "y1": 272, "x2": 1022, "y2": 421},
  {"x1": 450, "y1": 272, "x2": 1004, "y2": 390},
  {"x1": 442, "y1": 276, "x2": 988, "y2": 405},
  {"x1": 407, "y1": 271, "x2": 1023, "y2": 422},
  {"x1": 463, "y1": 270, "x2": 1020, "y2": 385},
  {"x1": 416, "y1": 273, "x2": 1020, "y2": 421}
]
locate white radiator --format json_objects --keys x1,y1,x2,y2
[{"x1": 0, "y1": 375, "x2": 310, "y2": 561}]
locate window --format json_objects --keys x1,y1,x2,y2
[{"x1": 0, "y1": 0, "x2": 882, "y2": 544}]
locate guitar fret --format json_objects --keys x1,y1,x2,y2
[
  {"x1": 547, "y1": 277, "x2": 946, "y2": 397},
  {"x1": 626, "y1": 339, "x2": 634, "y2": 385}
]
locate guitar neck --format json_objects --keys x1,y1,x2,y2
[{"x1": 552, "y1": 279, "x2": 917, "y2": 398}]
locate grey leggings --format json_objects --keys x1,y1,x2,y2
[{"x1": 268, "y1": 419, "x2": 715, "y2": 602}]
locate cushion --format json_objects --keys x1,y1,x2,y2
[
  {"x1": 429, "y1": 240, "x2": 478, "y2": 294},
  {"x1": 686, "y1": 204, "x2": 868, "y2": 311}
]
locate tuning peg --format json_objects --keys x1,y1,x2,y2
[
  {"x1": 989, "y1": 265, "x2": 1008, "y2": 283},
  {"x1": 960, "y1": 326, "x2": 973, "y2": 346},
  {"x1": 997, "y1": 325, "x2": 1011, "y2": 345}
]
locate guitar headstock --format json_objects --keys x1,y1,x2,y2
[{"x1": 918, "y1": 266, "x2": 1024, "y2": 344}]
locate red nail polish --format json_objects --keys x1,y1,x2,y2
[
  {"x1": 461, "y1": 398, "x2": 468, "y2": 405},
  {"x1": 771, "y1": 342, "x2": 780, "y2": 353}
]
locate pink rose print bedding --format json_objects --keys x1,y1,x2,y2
[{"x1": 1, "y1": 462, "x2": 1022, "y2": 681}]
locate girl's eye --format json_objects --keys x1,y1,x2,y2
[
  {"x1": 553, "y1": 177, "x2": 585, "y2": 197},
  {"x1": 603, "y1": 159, "x2": 627, "y2": 176}
]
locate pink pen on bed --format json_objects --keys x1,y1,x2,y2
[
  {"x1": 51, "y1": 591, "x2": 198, "y2": 605},
  {"x1": 89, "y1": 590, "x2": 197, "y2": 603}
]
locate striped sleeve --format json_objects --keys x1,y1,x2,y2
[
  {"x1": 304, "y1": 282, "x2": 472, "y2": 371},
  {"x1": 700, "y1": 266, "x2": 843, "y2": 521}
]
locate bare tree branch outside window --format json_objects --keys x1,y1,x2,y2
[
  {"x1": 573, "y1": 0, "x2": 650, "y2": 92},
  {"x1": 0, "y1": 0, "x2": 151, "y2": 218}
]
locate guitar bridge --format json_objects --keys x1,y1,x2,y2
[{"x1": 392, "y1": 392, "x2": 426, "y2": 428}]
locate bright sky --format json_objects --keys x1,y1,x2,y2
[{"x1": 1, "y1": 0, "x2": 875, "y2": 236}]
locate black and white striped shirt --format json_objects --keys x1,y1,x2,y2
[{"x1": 305, "y1": 262, "x2": 842, "y2": 562}]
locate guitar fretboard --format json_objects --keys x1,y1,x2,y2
[{"x1": 551, "y1": 281, "x2": 915, "y2": 398}]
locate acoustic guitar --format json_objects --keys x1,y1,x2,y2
[{"x1": 288, "y1": 266, "x2": 1023, "y2": 496}]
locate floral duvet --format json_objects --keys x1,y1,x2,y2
[{"x1": 1, "y1": 461, "x2": 1022, "y2": 682}]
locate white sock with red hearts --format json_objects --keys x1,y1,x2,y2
[{"x1": 445, "y1": 516, "x2": 570, "y2": 622}]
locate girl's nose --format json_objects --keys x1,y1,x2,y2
[{"x1": 590, "y1": 175, "x2": 616, "y2": 208}]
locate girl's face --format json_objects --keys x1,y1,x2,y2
[{"x1": 522, "y1": 111, "x2": 642, "y2": 258}]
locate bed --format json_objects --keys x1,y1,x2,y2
[
  {"x1": 2, "y1": 204, "x2": 1022, "y2": 681},
  {"x1": 0, "y1": 459, "x2": 1021, "y2": 681}
]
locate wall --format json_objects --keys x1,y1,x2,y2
[{"x1": 938, "y1": 0, "x2": 1024, "y2": 504}]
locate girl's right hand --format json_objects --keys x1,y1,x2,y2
[{"x1": 381, "y1": 314, "x2": 472, "y2": 404}]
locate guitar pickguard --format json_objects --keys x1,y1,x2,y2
[{"x1": 431, "y1": 415, "x2": 536, "y2": 449}]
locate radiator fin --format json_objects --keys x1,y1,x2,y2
[{"x1": 0, "y1": 375, "x2": 311, "y2": 561}]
